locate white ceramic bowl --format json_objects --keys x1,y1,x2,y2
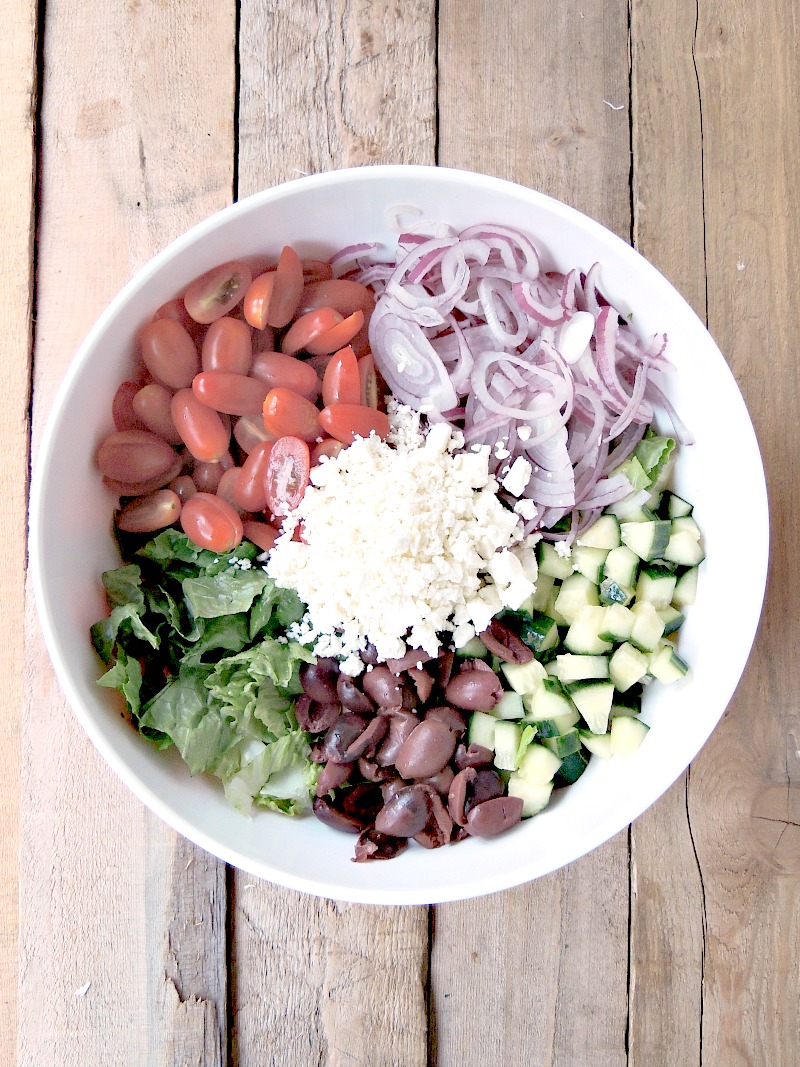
[{"x1": 30, "y1": 165, "x2": 768, "y2": 904}]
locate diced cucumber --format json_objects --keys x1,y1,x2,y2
[
  {"x1": 501, "y1": 657, "x2": 548, "y2": 696},
  {"x1": 554, "y1": 653, "x2": 610, "y2": 683},
  {"x1": 492, "y1": 689, "x2": 525, "y2": 720},
  {"x1": 579, "y1": 729, "x2": 613, "y2": 759},
  {"x1": 606, "y1": 485, "x2": 652, "y2": 521},
  {"x1": 598, "y1": 577, "x2": 633, "y2": 606},
  {"x1": 620, "y1": 519, "x2": 672, "y2": 561},
  {"x1": 610, "y1": 685, "x2": 642, "y2": 717},
  {"x1": 537, "y1": 541, "x2": 573, "y2": 579},
  {"x1": 565, "y1": 605, "x2": 614, "y2": 655},
  {"x1": 468, "y1": 711, "x2": 497, "y2": 750},
  {"x1": 602, "y1": 545, "x2": 640, "y2": 588},
  {"x1": 610, "y1": 715, "x2": 650, "y2": 756},
  {"x1": 568, "y1": 680, "x2": 615, "y2": 734},
  {"x1": 571, "y1": 545, "x2": 609, "y2": 584},
  {"x1": 545, "y1": 585, "x2": 568, "y2": 626},
  {"x1": 455, "y1": 635, "x2": 490, "y2": 658},
  {"x1": 517, "y1": 742, "x2": 563, "y2": 784},
  {"x1": 664, "y1": 492, "x2": 693, "y2": 518},
  {"x1": 527, "y1": 572, "x2": 555, "y2": 612},
  {"x1": 648, "y1": 642, "x2": 690, "y2": 684},
  {"x1": 493, "y1": 720, "x2": 523, "y2": 770},
  {"x1": 524, "y1": 677, "x2": 576, "y2": 722},
  {"x1": 552, "y1": 707, "x2": 582, "y2": 733},
  {"x1": 664, "y1": 530, "x2": 705, "y2": 566},
  {"x1": 541, "y1": 728, "x2": 581, "y2": 758},
  {"x1": 635, "y1": 564, "x2": 678, "y2": 609},
  {"x1": 554, "y1": 572, "x2": 600, "y2": 624},
  {"x1": 671, "y1": 515, "x2": 702, "y2": 540},
  {"x1": 629, "y1": 600, "x2": 666, "y2": 653},
  {"x1": 507, "y1": 776, "x2": 554, "y2": 817},
  {"x1": 599, "y1": 603, "x2": 635, "y2": 643},
  {"x1": 517, "y1": 611, "x2": 560, "y2": 655},
  {"x1": 672, "y1": 566, "x2": 699, "y2": 607},
  {"x1": 553, "y1": 748, "x2": 591, "y2": 785},
  {"x1": 609, "y1": 641, "x2": 650, "y2": 692},
  {"x1": 576, "y1": 514, "x2": 621, "y2": 550},
  {"x1": 657, "y1": 604, "x2": 685, "y2": 635}
]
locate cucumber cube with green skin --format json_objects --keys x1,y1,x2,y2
[
  {"x1": 648, "y1": 642, "x2": 690, "y2": 684},
  {"x1": 492, "y1": 689, "x2": 525, "y2": 720},
  {"x1": 670, "y1": 515, "x2": 702, "y2": 540},
  {"x1": 565, "y1": 605, "x2": 614, "y2": 655},
  {"x1": 455, "y1": 635, "x2": 490, "y2": 658},
  {"x1": 545, "y1": 585, "x2": 568, "y2": 626},
  {"x1": 516, "y1": 611, "x2": 560, "y2": 654},
  {"x1": 635, "y1": 564, "x2": 678, "y2": 609},
  {"x1": 599, "y1": 577, "x2": 633, "y2": 606},
  {"x1": 468, "y1": 711, "x2": 497, "y2": 750},
  {"x1": 672, "y1": 566, "x2": 699, "y2": 607},
  {"x1": 571, "y1": 545, "x2": 609, "y2": 584},
  {"x1": 524, "y1": 677, "x2": 576, "y2": 722},
  {"x1": 610, "y1": 685, "x2": 643, "y2": 717},
  {"x1": 620, "y1": 519, "x2": 672, "y2": 561},
  {"x1": 541, "y1": 728, "x2": 581, "y2": 758},
  {"x1": 493, "y1": 720, "x2": 523, "y2": 770},
  {"x1": 554, "y1": 653, "x2": 610, "y2": 684},
  {"x1": 517, "y1": 743, "x2": 563, "y2": 784},
  {"x1": 599, "y1": 603, "x2": 635, "y2": 643},
  {"x1": 610, "y1": 715, "x2": 650, "y2": 756},
  {"x1": 579, "y1": 730, "x2": 614, "y2": 760},
  {"x1": 609, "y1": 642, "x2": 650, "y2": 692},
  {"x1": 576, "y1": 514, "x2": 621, "y2": 550},
  {"x1": 507, "y1": 776, "x2": 554, "y2": 817},
  {"x1": 537, "y1": 541, "x2": 574, "y2": 579},
  {"x1": 657, "y1": 604, "x2": 685, "y2": 635},
  {"x1": 663, "y1": 530, "x2": 705, "y2": 566},
  {"x1": 602, "y1": 545, "x2": 640, "y2": 588},
  {"x1": 527, "y1": 572, "x2": 555, "y2": 612},
  {"x1": 554, "y1": 572, "x2": 600, "y2": 624},
  {"x1": 569, "y1": 680, "x2": 615, "y2": 734},
  {"x1": 629, "y1": 600, "x2": 666, "y2": 652},
  {"x1": 665, "y1": 492, "x2": 693, "y2": 518},
  {"x1": 554, "y1": 748, "x2": 591, "y2": 785},
  {"x1": 501, "y1": 657, "x2": 548, "y2": 696}
]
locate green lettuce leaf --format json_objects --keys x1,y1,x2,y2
[{"x1": 182, "y1": 569, "x2": 270, "y2": 619}]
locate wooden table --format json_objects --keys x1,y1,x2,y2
[{"x1": 3, "y1": 1, "x2": 798, "y2": 1063}]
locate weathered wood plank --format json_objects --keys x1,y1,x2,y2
[
  {"x1": 20, "y1": 2, "x2": 236, "y2": 1063},
  {"x1": 0, "y1": 0, "x2": 37, "y2": 1060},
  {"x1": 432, "y1": 2, "x2": 631, "y2": 1064},
  {"x1": 684, "y1": 2, "x2": 800, "y2": 1061},
  {"x1": 231, "y1": 3, "x2": 436, "y2": 1064},
  {"x1": 627, "y1": 2, "x2": 706, "y2": 1063}
]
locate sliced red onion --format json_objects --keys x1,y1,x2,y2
[{"x1": 368, "y1": 301, "x2": 458, "y2": 412}]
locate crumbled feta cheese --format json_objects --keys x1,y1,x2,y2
[
  {"x1": 501, "y1": 456, "x2": 533, "y2": 496},
  {"x1": 513, "y1": 498, "x2": 538, "y2": 521},
  {"x1": 517, "y1": 425, "x2": 532, "y2": 441},
  {"x1": 555, "y1": 540, "x2": 572, "y2": 559}
]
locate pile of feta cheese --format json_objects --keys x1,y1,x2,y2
[{"x1": 266, "y1": 405, "x2": 539, "y2": 674}]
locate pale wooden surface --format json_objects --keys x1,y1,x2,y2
[{"x1": 6, "y1": 1, "x2": 799, "y2": 1065}]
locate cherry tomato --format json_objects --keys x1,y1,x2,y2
[
  {"x1": 251, "y1": 351, "x2": 320, "y2": 399},
  {"x1": 233, "y1": 413, "x2": 275, "y2": 455},
  {"x1": 267, "y1": 245, "x2": 304, "y2": 328},
  {"x1": 112, "y1": 380, "x2": 146, "y2": 431},
  {"x1": 252, "y1": 324, "x2": 277, "y2": 353},
  {"x1": 242, "y1": 520, "x2": 280, "y2": 553},
  {"x1": 304, "y1": 310, "x2": 365, "y2": 357},
  {"x1": 201, "y1": 316, "x2": 253, "y2": 374},
  {"x1": 281, "y1": 307, "x2": 343, "y2": 356},
  {"x1": 311, "y1": 438, "x2": 344, "y2": 465},
  {"x1": 301, "y1": 259, "x2": 334, "y2": 283},
  {"x1": 322, "y1": 345, "x2": 361, "y2": 406},
  {"x1": 169, "y1": 474, "x2": 198, "y2": 503},
  {"x1": 235, "y1": 440, "x2": 273, "y2": 513},
  {"x1": 298, "y1": 279, "x2": 374, "y2": 319},
  {"x1": 103, "y1": 456, "x2": 183, "y2": 500},
  {"x1": 264, "y1": 436, "x2": 311, "y2": 515},
  {"x1": 96, "y1": 429, "x2": 178, "y2": 484},
  {"x1": 152, "y1": 297, "x2": 205, "y2": 343},
  {"x1": 358, "y1": 353, "x2": 379, "y2": 408},
  {"x1": 193, "y1": 451, "x2": 235, "y2": 493},
  {"x1": 243, "y1": 271, "x2": 276, "y2": 330},
  {"x1": 192, "y1": 371, "x2": 269, "y2": 415},
  {"x1": 318, "y1": 403, "x2": 390, "y2": 443},
  {"x1": 180, "y1": 493, "x2": 243, "y2": 552},
  {"x1": 116, "y1": 489, "x2": 181, "y2": 533},
  {"x1": 170, "y1": 388, "x2": 231, "y2": 462},
  {"x1": 183, "y1": 261, "x2": 253, "y2": 325},
  {"x1": 138, "y1": 318, "x2": 200, "y2": 389},
  {"x1": 216, "y1": 467, "x2": 245, "y2": 512},
  {"x1": 262, "y1": 387, "x2": 322, "y2": 442},
  {"x1": 132, "y1": 383, "x2": 183, "y2": 444}
]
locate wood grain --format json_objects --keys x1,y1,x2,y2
[
  {"x1": 232, "y1": 4, "x2": 437, "y2": 1063},
  {"x1": 0, "y1": 0, "x2": 37, "y2": 1060},
  {"x1": 20, "y1": 2, "x2": 236, "y2": 1064},
  {"x1": 433, "y1": 3, "x2": 631, "y2": 1065}
]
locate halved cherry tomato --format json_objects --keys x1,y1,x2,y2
[
  {"x1": 180, "y1": 493, "x2": 243, "y2": 552},
  {"x1": 311, "y1": 438, "x2": 344, "y2": 465},
  {"x1": 133, "y1": 382, "x2": 183, "y2": 444},
  {"x1": 318, "y1": 403, "x2": 390, "y2": 443},
  {"x1": 112, "y1": 380, "x2": 146, "y2": 432},
  {"x1": 251, "y1": 351, "x2": 320, "y2": 399},
  {"x1": 192, "y1": 371, "x2": 269, "y2": 415},
  {"x1": 281, "y1": 307, "x2": 343, "y2": 356},
  {"x1": 235, "y1": 440, "x2": 273, "y2": 512},
  {"x1": 171, "y1": 388, "x2": 231, "y2": 462},
  {"x1": 242, "y1": 520, "x2": 280, "y2": 553},
  {"x1": 201, "y1": 316, "x2": 253, "y2": 374},
  {"x1": 322, "y1": 345, "x2": 361, "y2": 406},
  {"x1": 267, "y1": 245, "x2": 304, "y2": 328},
  {"x1": 358, "y1": 353, "x2": 379, "y2": 408},
  {"x1": 262, "y1": 387, "x2": 322, "y2": 442},
  {"x1": 183, "y1": 261, "x2": 253, "y2": 325},
  {"x1": 243, "y1": 271, "x2": 276, "y2": 330},
  {"x1": 116, "y1": 489, "x2": 181, "y2": 534},
  {"x1": 304, "y1": 310, "x2": 364, "y2": 356},
  {"x1": 264, "y1": 436, "x2": 311, "y2": 515}
]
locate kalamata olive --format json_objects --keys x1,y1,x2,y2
[
  {"x1": 454, "y1": 742, "x2": 494, "y2": 769},
  {"x1": 300, "y1": 657, "x2": 340, "y2": 703},
  {"x1": 407, "y1": 667, "x2": 434, "y2": 703},
  {"x1": 375, "y1": 785, "x2": 431, "y2": 838},
  {"x1": 321, "y1": 713, "x2": 368, "y2": 764},
  {"x1": 413, "y1": 787, "x2": 454, "y2": 849},
  {"x1": 353, "y1": 828, "x2": 408, "y2": 863},
  {"x1": 448, "y1": 767, "x2": 477, "y2": 827},
  {"x1": 294, "y1": 696, "x2": 341, "y2": 734},
  {"x1": 417, "y1": 765, "x2": 454, "y2": 796},
  {"x1": 360, "y1": 642, "x2": 380, "y2": 666},
  {"x1": 362, "y1": 665, "x2": 404, "y2": 708},
  {"x1": 374, "y1": 710, "x2": 420, "y2": 767},
  {"x1": 339, "y1": 782, "x2": 384, "y2": 825},
  {"x1": 395, "y1": 720, "x2": 458, "y2": 779},
  {"x1": 336, "y1": 674, "x2": 375, "y2": 714},
  {"x1": 358, "y1": 757, "x2": 396, "y2": 783},
  {"x1": 385, "y1": 648, "x2": 432, "y2": 673},
  {"x1": 315, "y1": 760, "x2": 353, "y2": 797},
  {"x1": 309, "y1": 742, "x2": 327, "y2": 764},
  {"x1": 312, "y1": 796, "x2": 363, "y2": 834},
  {"x1": 342, "y1": 714, "x2": 389, "y2": 761},
  {"x1": 434, "y1": 649, "x2": 455, "y2": 689},
  {"x1": 463, "y1": 768, "x2": 505, "y2": 814},
  {"x1": 425, "y1": 705, "x2": 467, "y2": 735},
  {"x1": 478, "y1": 618, "x2": 535, "y2": 663},
  {"x1": 444, "y1": 666, "x2": 503, "y2": 711},
  {"x1": 465, "y1": 795, "x2": 524, "y2": 837},
  {"x1": 380, "y1": 777, "x2": 406, "y2": 803}
]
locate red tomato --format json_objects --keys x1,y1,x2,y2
[
  {"x1": 251, "y1": 351, "x2": 320, "y2": 399},
  {"x1": 264, "y1": 436, "x2": 311, "y2": 515},
  {"x1": 116, "y1": 489, "x2": 181, "y2": 534},
  {"x1": 112, "y1": 380, "x2": 146, "y2": 431},
  {"x1": 243, "y1": 271, "x2": 276, "y2": 330},
  {"x1": 184, "y1": 261, "x2": 253, "y2": 325},
  {"x1": 262, "y1": 387, "x2": 322, "y2": 442},
  {"x1": 235, "y1": 440, "x2": 273, "y2": 512},
  {"x1": 180, "y1": 493, "x2": 243, "y2": 552},
  {"x1": 322, "y1": 345, "x2": 361, "y2": 406},
  {"x1": 311, "y1": 438, "x2": 344, "y2": 465},
  {"x1": 301, "y1": 259, "x2": 334, "y2": 283},
  {"x1": 138, "y1": 318, "x2": 200, "y2": 389},
  {"x1": 267, "y1": 245, "x2": 304, "y2": 328},
  {"x1": 242, "y1": 520, "x2": 280, "y2": 553},
  {"x1": 170, "y1": 388, "x2": 231, "y2": 462},
  {"x1": 318, "y1": 403, "x2": 390, "y2": 444},
  {"x1": 201, "y1": 316, "x2": 253, "y2": 374},
  {"x1": 358, "y1": 353, "x2": 379, "y2": 408},
  {"x1": 281, "y1": 307, "x2": 343, "y2": 356},
  {"x1": 192, "y1": 371, "x2": 269, "y2": 415},
  {"x1": 132, "y1": 383, "x2": 183, "y2": 444},
  {"x1": 304, "y1": 310, "x2": 365, "y2": 357}
]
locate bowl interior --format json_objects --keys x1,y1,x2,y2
[{"x1": 30, "y1": 165, "x2": 769, "y2": 904}]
